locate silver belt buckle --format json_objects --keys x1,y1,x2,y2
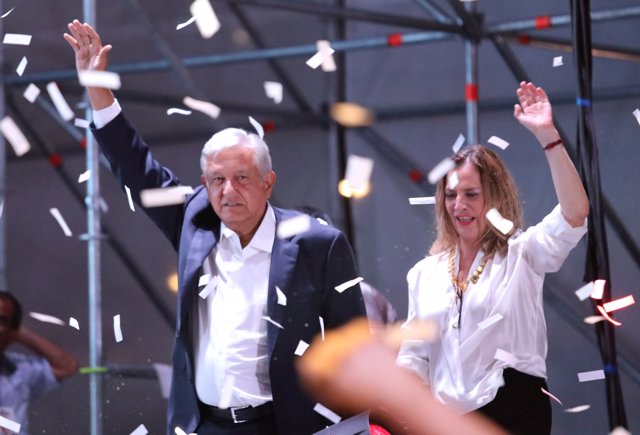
[{"x1": 231, "y1": 406, "x2": 249, "y2": 424}]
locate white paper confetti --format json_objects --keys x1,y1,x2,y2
[
  {"x1": 477, "y1": 313, "x2": 503, "y2": 330},
  {"x1": 319, "y1": 316, "x2": 325, "y2": 341},
  {"x1": 597, "y1": 305, "x2": 622, "y2": 326},
  {"x1": 198, "y1": 276, "x2": 218, "y2": 299},
  {"x1": 264, "y1": 81, "x2": 283, "y2": 104},
  {"x1": 306, "y1": 40, "x2": 336, "y2": 71},
  {"x1": 176, "y1": 16, "x2": 197, "y2": 30},
  {"x1": 578, "y1": 369, "x2": 605, "y2": 382},
  {"x1": 452, "y1": 133, "x2": 465, "y2": 153},
  {"x1": 0, "y1": 200, "x2": 4, "y2": 218},
  {"x1": 46, "y1": 82, "x2": 74, "y2": 121},
  {"x1": 249, "y1": 116, "x2": 264, "y2": 139},
  {"x1": 428, "y1": 158, "x2": 456, "y2": 184},
  {"x1": 487, "y1": 135, "x2": 510, "y2": 150},
  {"x1": 0, "y1": 116, "x2": 31, "y2": 156},
  {"x1": 129, "y1": 424, "x2": 148, "y2": 435},
  {"x1": 69, "y1": 317, "x2": 80, "y2": 330},
  {"x1": 553, "y1": 56, "x2": 564, "y2": 67},
  {"x1": 183, "y1": 96, "x2": 221, "y2": 119},
  {"x1": 114, "y1": 314, "x2": 123, "y2": 342},
  {"x1": 218, "y1": 374, "x2": 236, "y2": 409},
  {"x1": 1, "y1": 7, "x2": 15, "y2": 19},
  {"x1": 0, "y1": 415, "x2": 21, "y2": 434},
  {"x1": 633, "y1": 109, "x2": 640, "y2": 126},
  {"x1": 564, "y1": 404, "x2": 591, "y2": 413},
  {"x1": 198, "y1": 273, "x2": 211, "y2": 287},
  {"x1": 603, "y1": 295, "x2": 635, "y2": 313},
  {"x1": 124, "y1": 185, "x2": 136, "y2": 212},
  {"x1": 276, "y1": 286, "x2": 287, "y2": 306},
  {"x1": 78, "y1": 70, "x2": 121, "y2": 90},
  {"x1": 294, "y1": 340, "x2": 310, "y2": 356},
  {"x1": 610, "y1": 427, "x2": 631, "y2": 435},
  {"x1": 16, "y1": 56, "x2": 27, "y2": 76},
  {"x1": 447, "y1": 170, "x2": 459, "y2": 189},
  {"x1": 313, "y1": 403, "x2": 342, "y2": 424},
  {"x1": 74, "y1": 118, "x2": 90, "y2": 129},
  {"x1": 335, "y1": 277, "x2": 364, "y2": 293},
  {"x1": 494, "y1": 348, "x2": 519, "y2": 366},
  {"x1": 540, "y1": 387, "x2": 563, "y2": 406},
  {"x1": 574, "y1": 281, "x2": 595, "y2": 301},
  {"x1": 29, "y1": 312, "x2": 65, "y2": 326},
  {"x1": 277, "y1": 214, "x2": 311, "y2": 239},
  {"x1": 23, "y1": 83, "x2": 40, "y2": 103},
  {"x1": 190, "y1": 0, "x2": 221, "y2": 39},
  {"x1": 140, "y1": 186, "x2": 194, "y2": 208},
  {"x1": 262, "y1": 315, "x2": 284, "y2": 329},
  {"x1": 78, "y1": 170, "x2": 90, "y2": 184},
  {"x1": 583, "y1": 315, "x2": 605, "y2": 325},
  {"x1": 345, "y1": 155, "x2": 374, "y2": 191},
  {"x1": 409, "y1": 197, "x2": 435, "y2": 205},
  {"x1": 3, "y1": 33, "x2": 31, "y2": 45},
  {"x1": 167, "y1": 108, "x2": 192, "y2": 116},
  {"x1": 591, "y1": 279, "x2": 606, "y2": 300},
  {"x1": 49, "y1": 208, "x2": 73, "y2": 237},
  {"x1": 486, "y1": 208, "x2": 514, "y2": 235},
  {"x1": 153, "y1": 363, "x2": 172, "y2": 399}
]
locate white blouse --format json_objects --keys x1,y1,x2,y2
[{"x1": 396, "y1": 205, "x2": 587, "y2": 412}]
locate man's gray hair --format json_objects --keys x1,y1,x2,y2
[{"x1": 200, "y1": 128, "x2": 272, "y2": 176}]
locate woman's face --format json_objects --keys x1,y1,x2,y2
[{"x1": 444, "y1": 163, "x2": 487, "y2": 247}]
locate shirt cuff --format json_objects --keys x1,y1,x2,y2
[
  {"x1": 543, "y1": 204, "x2": 588, "y2": 241},
  {"x1": 92, "y1": 99, "x2": 121, "y2": 129}
]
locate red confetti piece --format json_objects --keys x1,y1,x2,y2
[
  {"x1": 48, "y1": 153, "x2": 62, "y2": 167},
  {"x1": 408, "y1": 169, "x2": 424, "y2": 183},
  {"x1": 596, "y1": 305, "x2": 622, "y2": 326}
]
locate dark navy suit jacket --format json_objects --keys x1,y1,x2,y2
[{"x1": 93, "y1": 113, "x2": 366, "y2": 434}]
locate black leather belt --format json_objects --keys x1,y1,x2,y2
[{"x1": 200, "y1": 401, "x2": 274, "y2": 424}]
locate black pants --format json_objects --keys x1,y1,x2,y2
[{"x1": 475, "y1": 368, "x2": 552, "y2": 435}]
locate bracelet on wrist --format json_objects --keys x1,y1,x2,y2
[{"x1": 544, "y1": 139, "x2": 563, "y2": 151}]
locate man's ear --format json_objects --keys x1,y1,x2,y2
[
  {"x1": 264, "y1": 171, "x2": 276, "y2": 198},
  {"x1": 201, "y1": 175, "x2": 207, "y2": 187}
]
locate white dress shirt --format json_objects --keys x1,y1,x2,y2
[
  {"x1": 397, "y1": 205, "x2": 587, "y2": 412},
  {"x1": 194, "y1": 205, "x2": 275, "y2": 407}
]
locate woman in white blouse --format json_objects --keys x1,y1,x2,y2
[{"x1": 396, "y1": 82, "x2": 589, "y2": 435}]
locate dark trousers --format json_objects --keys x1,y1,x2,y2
[
  {"x1": 476, "y1": 368, "x2": 552, "y2": 435},
  {"x1": 195, "y1": 415, "x2": 278, "y2": 435}
]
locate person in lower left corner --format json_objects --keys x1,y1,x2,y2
[{"x1": 0, "y1": 291, "x2": 78, "y2": 435}]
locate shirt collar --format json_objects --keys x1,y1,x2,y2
[{"x1": 220, "y1": 204, "x2": 275, "y2": 254}]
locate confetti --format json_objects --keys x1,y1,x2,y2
[
  {"x1": 264, "y1": 81, "x2": 283, "y2": 104},
  {"x1": 190, "y1": 0, "x2": 221, "y2": 39},
  {"x1": 577, "y1": 369, "x2": 605, "y2": 382},
  {"x1": 49, "y1": 208, "x2": 73, "y2": 237},
  {"x1": 477, "y1": 313, "x2": 503, "y2": 330},
  {"x1": 277, "y1": 214, "x2": 311, "y2": 239},
  {"x1": 596, "y1": 305, "x2": 622, "y2": 326},
  {"x1": 574, "y1": 281, "x2": 594, "y2": 301},
  {"x1": 540, "y1": 387, "x2": 563, "y2": 406},
  {"x1": 447, "y1": 170, "x2": 459, "y2": 189},
  {"x1": 198, "y1": 273, "x2": 211, "y2": 287},
  {"x1": 633, "y1": 109, "x2": 640, "y2": 126},
  {"x1": 129, "y1": 424, "x2": 148, "y2": 435},
  {"x1": 610, "y1": 427, "x2": 631, "y2": 435},
  {"x1": 16, "y1": 56, "x2": 27, "y2": 76},
  {"x1": 166, "y1": 108, "x2": 192, "y2": 116},
  {"x1": 564, "y1": 404, "x2": 590, "y2": 413},
  {"x1": 113, "y1": 314, "x2": 123, "y2": 342},
  {"x1": 262, "y1": 315, "x2": 284, "y2": 329},
  {"x1": 330, "y1": 102, "x2": 374, "y2": 127},
  {"x1": 494, "y1": 348, "x2": 518, "y2": 366},
  {"x1": 427, "y1": 158, "x2": 456, "y2": 184},
  {"x1": 583, "y1": 315, "x2": 605, "y2": 325},
  {"x1": 124, "y1": 185, "x2": 136, "y2": 212},
  {"x1": 486, "y1": 208, "x2": 514, "y2": 235},
  {"x1": 218, "y1": 374, "x2": 236, "y2": 409},
  {"x1": 553, "y1": 56, "x2": 564, "y2": 67},
  {"x1": 29, "y1": 312, "x2": 65, "y2": 326},
  {"x1": 69, "y1": 317, "x2": 80, "y2": 330},
  {"x1": 591, "y1": 279, "x2": 606, "y2": 300},
  {"x1": 276, "y1": 286, "x2": 287, "y2": 306},
  {"x1": 319, "y1": 316, "x2": 325, "y2": 341},
  {"x1": 153, "y1": 363, "x2": 172, "y2": 399},
  {"x1": 183, "y1": 96, "x2": 220, "y2": 119},
  {"x1": 249, "y1": 116, "x2": 264, "y2": 139},
  {"x1": 345, "y1": 155, "x2": 374, "y2": 191},
  {"x1": 0, "y1": 116, "x2": 30, "y2": 156},
  {"x1": 176, "y1": 16, "x2": 197, "y2": 30},
  {"x1": 3, "y1": 33, "x2": 31, "y2": 45},
  {"x1": 0, "y1": 415, "x2": 20, "y2": 434},
  {"x1": 409, "y1": 197, "x2": 435, "y2": 205},
  {"x1": 487, "y1": 135, "x2": 510, "y2": 150},
  {"x1": 603, "y1": 295, "x2": 635, "y2": 313},
  {"x1": 23, "y1": 83, "x2": 40, "y2": 103},
  {"x1": 140, "y1": 186, "x2": 194, "y2": 208},
  {"x1": 335, "y1": 277, "x2": 364, "y2": 293},
  {"x1": 198, "y1": 276, "x2": 218, "y2": 299},
  {"x1": 313, "y1": 403, "x2": 341, "y2": 424},
  {"x1": 0, "y1": 201, "x2": 4, "y2": 218},
  {"x1": 452, "y1": 133, "x2": 465, "y2": 153},
  {"x1": 78, "y1": 170, "x2": 90, "y2": 183},
  {"x1": 74, "y1": 118, "x2": 90, "y2": 129},
  {"x1": 294, "y1": 340, "x2": 310, "y2": 356},
  {"x1": 1, "y1": 7, "x2": 15, "y2": 18},
  {"x1": 46, "y1": 82, "x2": 74, "y2": 121},
  {"x1": 78, "y1": 70, "x2": 121, "y2": 90},
  {"x1": 306, "y1": 40, "x2": 336, "y2": 71}
]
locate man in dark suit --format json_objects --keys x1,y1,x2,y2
[{"x1": 65, "y1": 20, "x2": 366, "y2": 435}]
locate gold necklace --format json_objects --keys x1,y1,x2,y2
[{"x1": 448, "y1": 248, "x2": 488, "y2": 328}]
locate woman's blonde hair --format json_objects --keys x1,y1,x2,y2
[{"x1": 429, "y1": 145, "x2": 523, "y2": 257}]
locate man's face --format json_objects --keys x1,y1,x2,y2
[
  {"x1": 202, "y1": 146, "x2": 275, "y2": 242},
  {"x1": 0, "y1": 298, "x2": 18, "y2": 354}
]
